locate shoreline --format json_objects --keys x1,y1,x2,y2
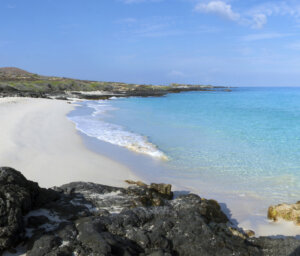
[
  {"x1": 1, "y1": 96, "x2": 300, "y2": 238},
  {"x1": 67, "y1": 97, "x2": 300, "y2": 237},
  {"x1": 0, "y1": 97, "x2": 138, "y2": 188}
]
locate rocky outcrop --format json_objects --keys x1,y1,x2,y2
[
  {"x1": 0, "y1": 167, "x2": 59, "y2": 251},
  {"x1": 125, "y1": 180, "x2": 173, "y2": 201},
  {"x1": 268, "y1": 202, "x2": 300, "y2": 225},
  {"x1": 2, "y1": 167, "x2": 300, "y2": 255}
]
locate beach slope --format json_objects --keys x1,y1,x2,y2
[{"x1": 0, "y1": 97, "x2": 137, "y2": 188}]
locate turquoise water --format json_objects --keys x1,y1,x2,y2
[{"x1": 68, "y1": 87, "x2": 300, "y2": 212}]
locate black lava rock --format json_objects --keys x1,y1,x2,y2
[{"x1": 1, "y1": 167, "x2": 300, "y2": 255}]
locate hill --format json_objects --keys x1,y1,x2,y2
[
  {"x1": 0, "y1": 67, "x2": 222, "y2": 99},
  {"x1": 0, "y1": 67, "x2": 31, "y2": 76}
]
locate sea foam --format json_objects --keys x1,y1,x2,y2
[{"x1": 68, "y1": 100, "x2": 167, "y2": 160}]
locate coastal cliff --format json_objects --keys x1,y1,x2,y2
[{"x1": 1, "y1": 167, "x2": 300, "y2": 256}]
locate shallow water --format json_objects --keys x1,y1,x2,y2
[{"x1": 68, "y1": 87, "x2": 300, "y2": 235}]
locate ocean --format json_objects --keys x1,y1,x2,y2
[{"x1": 68, "y1": 87, "x2": 300, "y2": 234}]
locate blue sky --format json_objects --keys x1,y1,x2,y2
[{"x1": 1, "y1": 0, "x2": 300, "y2": 86}]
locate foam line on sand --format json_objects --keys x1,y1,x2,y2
[{"x1": 0, "y1": 97, "x2": 138, "y2": 188}]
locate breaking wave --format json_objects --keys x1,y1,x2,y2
[{"x1": 68, "y1": 100, "x2": 168, "y2": 160}]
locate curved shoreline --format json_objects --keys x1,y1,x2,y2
[
  {"x1": 1, "y1": 97, "x2": 300, "y2": 238},
  {"x1": 67, "y1": 100, "x2": 168, "y2": 160},
  {"x1": 0, "y1": 97, "x2": 138, "y2": 188}
]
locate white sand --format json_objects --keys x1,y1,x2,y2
[{"x1": 0, "y1": 97, "x2": 138, "y2": 188}]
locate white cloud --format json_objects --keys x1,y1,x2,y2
[
  {"x1": 251, "y1": 13, "x2": 267, "y2": 29},
  {"x1": 194, "y1": 1, "x2": 265, "y2": 28},
  {"x1": 194, "y1": 1, "x2": 300, "y2": 29},
  {"x1": 248, "y1": 1, "x2": 299, "y2": 18},
  {"x1": 242, "y1": 33, "x2": 291, "y2": 41},
  {"x1": 246, "y1": 1, "x2": 300, "y2": 27},
  {"x1": 195, "y1": 1, "x2": 240, "y2": 21}
]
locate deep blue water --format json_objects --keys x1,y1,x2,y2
[{"x1": 68, "y1": 87, "x2": 300, "y2": 207}]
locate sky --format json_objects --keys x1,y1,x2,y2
[{"x1": 1, "y1": 0, "x2": 300, "y2": 86}]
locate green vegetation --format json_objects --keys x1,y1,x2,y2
[{"x1": 0, "y1": 67, "x2": 215, "y2": 94}]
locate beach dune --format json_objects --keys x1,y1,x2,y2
[{"x1": 0, "y1": 97, "x2": 137, "y2": 188}]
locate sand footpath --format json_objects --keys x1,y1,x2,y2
[{"x1": 0, "y1": 97, "x2": 138, "y2": 188}]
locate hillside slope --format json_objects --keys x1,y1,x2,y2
[{"x1": 0, "y1": 67, "x2": 223, "y2": 99}]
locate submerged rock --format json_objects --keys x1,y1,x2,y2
[
  {"x1": 268, "y1": 202, "x2": 300, "y2": 224},
  {"x1": 1, "y1": 168, "x2": 300, "y2": 255}
]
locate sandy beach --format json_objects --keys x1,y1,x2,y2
[
  {"x1": 1, "y1": 97, "x2": 299, "y2": 238},
  {"x1": 0, "y1": 97, "x2": 138, "y2": 188}
]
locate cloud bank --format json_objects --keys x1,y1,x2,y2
[{"x1": 195, "y1": 1, "x2": 240, "y2": 21}]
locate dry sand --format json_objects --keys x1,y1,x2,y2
[{"x1": 0, "y1": 97, "x2": 138, "y2": 188}]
